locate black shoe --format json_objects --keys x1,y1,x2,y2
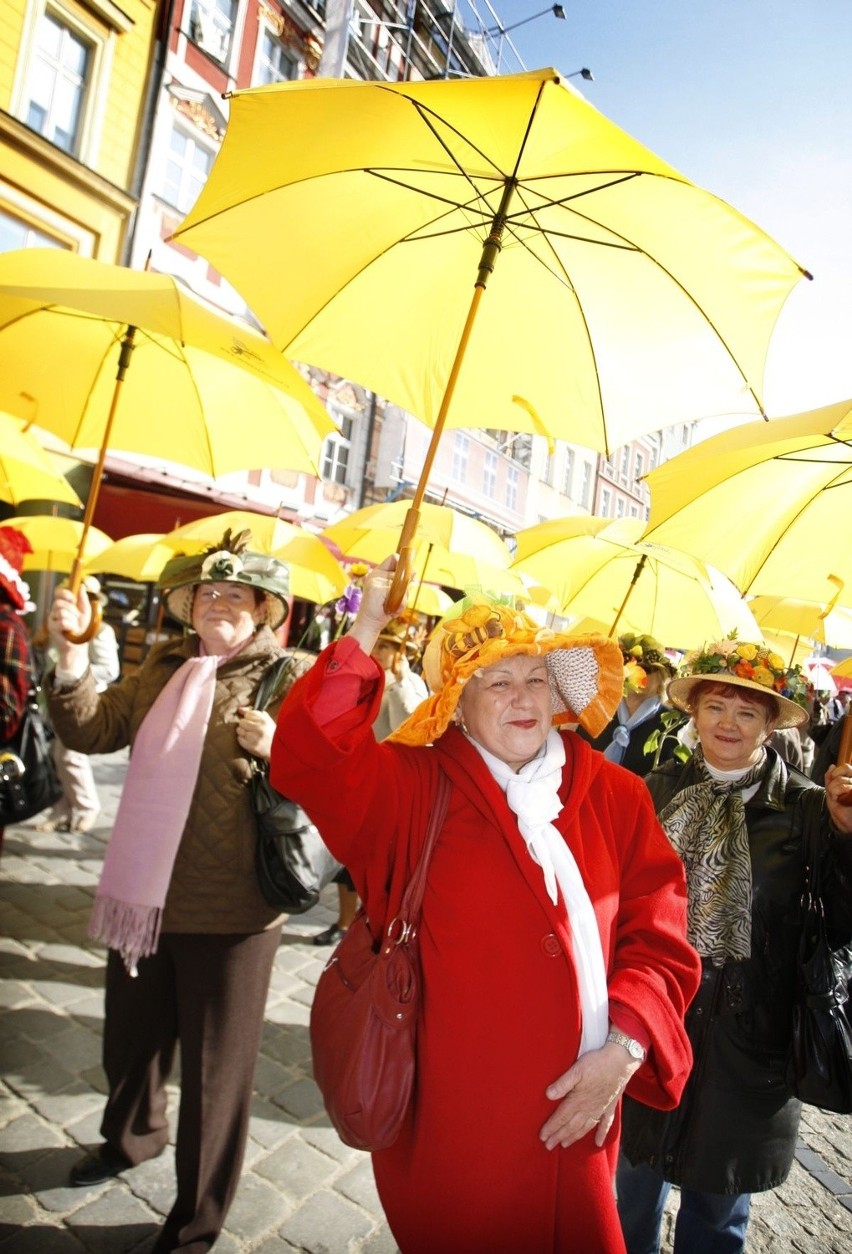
[
  {"x1": 312, "y1": 924, "x2": 347, "y2": 946},
  {"x1": 69, "y1": 1143, "x2": 131, "y2": 1187}
]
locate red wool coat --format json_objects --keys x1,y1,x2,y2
[{"x1": 272, "y1": 644, "x2": 700, "y2": 1254}]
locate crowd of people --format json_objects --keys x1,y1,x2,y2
[{"x1": 2, "y1": 518, "x2": 852, "y2": 1253}]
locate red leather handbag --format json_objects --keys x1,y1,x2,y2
[{"x1": 309, "y1": 770, "x2": 451, "y2": 1151}]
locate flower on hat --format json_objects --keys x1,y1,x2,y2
[
  {"x1": 200, "y1": 550, "x2": 243, "y2": 581},
  {"x1": 679, "y1": 636, "x2": 810, "y2": 709}
]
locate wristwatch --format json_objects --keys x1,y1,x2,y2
[{"x1": 606, "y1": 1028, "x2": 646, "y2": 1063}]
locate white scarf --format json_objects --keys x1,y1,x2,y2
[{"x1": 469, "y1": 728, "x2": 609, "y2": 1056}]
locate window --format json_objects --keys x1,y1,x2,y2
[
  {"x1": 257, "y1": 30, "x2": 298, "y2": 84},
  {"x1": 322, "y1": 412, "x2": 353, "y2": 485},
  {"x1": 163, "y1": 125, "x2": 214, "y2": 214},
  {"x1": 580, "y1": 461, "x2": 592, "y2": 509},
  {"x1": 600, "y1": 487, "x2": 612, "y2": 517},
  {"x1": 451, "y1": 432, "x2": 469, "y2": 483},
  {"x1": 189, "y1": 0, "x2": 237, "y2": 63},
  {"x1": 25, "y1": 9, "x2": 92, "y2": 155},
  {"x1": 545, "y1": 452, "x2": 556, "y2": 488},
  {"x1": 506, "y1": 464, "x2": 519, "y2": 511},
  {"x1": 615, "y1": 496, "x2": 626, "y2": 518},
  {"x1": 560, "y1": 448, "x2": 573, "y2": 497},
  {"x1": 619, "y1": 446, "x2": 630, "y2": 479},
  {"x1": 0, "y1": 210, "x2": 65, "y2": 252},
  {"x1": 634, "y1": 451, "x2": 644, "y2": 481},
  {"x1": 483, "y1": 450, "x2": 497, "y2": 498}
]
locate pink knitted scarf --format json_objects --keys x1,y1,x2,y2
[{"x1": 89, "y1": 643, "x2": 240, "y2": 973}]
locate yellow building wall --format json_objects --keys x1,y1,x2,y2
[{"x1": 0, "y1": 0, "x2": 157, "y2": 259}]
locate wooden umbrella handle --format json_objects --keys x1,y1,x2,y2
[
  {"x1": 385, "y1": 506, "x2": 419, "y2": 614},
  {"x1": 64, "y1": 592, "x2": 102, "y2": 646}
]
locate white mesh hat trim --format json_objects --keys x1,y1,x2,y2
[{"x1": 546, "y1": 647, "x2": 600, "y2": 717}]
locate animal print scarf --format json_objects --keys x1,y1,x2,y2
[{"x1": 657, "y1": 746, "x2": 767, "y2": 964}]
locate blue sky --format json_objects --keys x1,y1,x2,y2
[{"x1": 494, "y1": 0, "x2": 852, "y2": 424}]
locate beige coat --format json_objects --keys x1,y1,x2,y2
[{"x1": 48, "y1": 626, "x2": 287, "y2": 934}]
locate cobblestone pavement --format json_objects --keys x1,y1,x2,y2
[{"x1": 1, "y1": 754, "x2": 850, "y2": 1253}]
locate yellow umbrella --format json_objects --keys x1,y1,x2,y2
[
  {"x1": 831, "y1": 658, "x2": 852, "y2": 680},
  {"x1": 644, "y1": 398, "x2": 852, "y2": 602},
  {"x1": 0, "y1": 411, "x2": 81, "y2": 507},
  {"x1": 511, "y1": 516, "x2": 760, "y2": 647},
  {"x1": 0, "y1": 249, "x2": 334, "y2": 636},
  {"x1": 323, "y1": 502, "x2": 525, "y2": 600},
  {"x1": 324, "y1": 502, "x2": 511, "y2": 569},
  {"x1": 6, "y1": 515, "x2": 112, "y2": 572},
  {"x1": 747, "y1": 593, "x2": 852, "y2": 650},
  {"x1": 173, "y1": 68, "x2": 806, "y2": 606},
  {"x1": 408, "y1": 584, "x2": 459, "y2": 617},
  {"x1": 83, "y1": 533, "x2": 207, "y2": 583},
  {"x1": 165, "y1": 510, "x2": 347, "y2": 605}
]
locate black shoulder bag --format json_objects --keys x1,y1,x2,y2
[
  {"x1": 1, "y1": 682, "x2": 62, "y2": 826},
  {"x1": 786, "y1": 787, "x2": 852, "y2": 1113},
  {"x1": 251, "y1": 655, "x2": 342, "y2": 913}
]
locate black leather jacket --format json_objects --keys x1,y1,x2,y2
[{"x1": 621, "y1": 748, "x2": 852, "y2": 1194}]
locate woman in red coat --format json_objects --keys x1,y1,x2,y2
[{"x1": 272, "y1": 560, "x2": 701, "y2": 1253}]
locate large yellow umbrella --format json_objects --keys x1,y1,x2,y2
[
  {"x1": 748, "y1": 592, "x2": 852, "y2": 650},
  {"x1": 0, "y1": 411, "x2": 81, "y2": 508},
  {"x1": 322, "y1": 502, "x2": 527, "y2": 600},
  {"x1": 165, "y1": 510, "x2": 347, "y2": 604},
  {"x1": 511, "y1": 516, "x2": 760, "y2": 647},
  {"x1": 0, "y1": 249, "x2": 334, "y2": 636},
  {"x1": 644, "y1": 398, "x2": 852, "y2": 602},
  {"x1": 83, "y1": 533, "x2": 207, "y2": 583},
  {"x1": 6, "y1": 515, "x2": 112, "y2": 572},
  {"x1": 172, "y1": 68, "x2": 806, "y2": 608}
]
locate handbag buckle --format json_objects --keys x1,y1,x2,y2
[
  {"x1": 0, "y1": 751, "x2": 25, "y2": 781},
  {"x1": 386, "y1": 916, "x2": 415, "y2": 946}
]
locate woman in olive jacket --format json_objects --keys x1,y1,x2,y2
[
  {"x1": 46, "y1": 533, "x2": 293, "y2": 1254},
  {"x1": 617, "y1": 640, "x2": 852, "y2": 1254}
]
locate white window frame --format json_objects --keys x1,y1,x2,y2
[
  {"x1": 451, "y1": 431, "x2": 469, "y2": 483},
  {"x1": 561, "y1": 448, "x2": 574, "y2": 497},
  {"x1": 161, "y1": 122, "x2": 215, "y2": 215},
  {"x1": 254, "y1": 24, "x2": 299, "y2": 85},
  {"x1": 12, "y1": 0, "x2": 112, "y2": 166},
  {"x1": 483, "y1": 449, "x2": 497, "y2": 498},
  {"x1": 321, "y1": 409, "x2": 353, "y2": 486},
  {"x1": 189, "y1": 0, "x2": 237, "y2": 64},
  {"x1": 600, "y1": 487, "x2": 612, "y2": 518},
  {"x1": 506, "y1": 464, "x2": 519, "y2": 511},
  {"x1": 580, "y1": 461, "x2": 592, "y2": 509}
]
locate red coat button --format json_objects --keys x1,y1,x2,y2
[{"x1": 541, "y1": 934, "x2": 562, "y2": 958}]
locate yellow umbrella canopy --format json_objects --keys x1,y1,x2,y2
[
  {"x1": 408, "y1": 584, "x2": 459, "y2": 617},
  {"x1": 83, "y1": 533, "x2": 206, "y2": 583},
  {"x1": 323, "y1": 502, "x2": 527, "y2": 600},
  {"x1": 6, "y1": 515, "x2": 112, "y2": 572},
  {"x1": 0, "y1": 248, "x2": 334, "y2": 634},
  {"x1": 0, "y1": 250, "x2": 333, "y2": 479},
  {"x1": 747, "y1": 594, "x2": 852, "y2": 650},
  {"x1": 324, "y1": 502, "x2": 512, "y2": 569},
  {"x1": 644, "y1": 398, "x2": 852, "y2": 602},
  {"x1": 0, "y1": 411, "x2": 81, "y2": 507},
  {"x1": 174, "y1": 69, "x2": 805, "y2": 453},
  {"x1": 511, "y1": 516, "x2": 760, "y2": 647},
  {"x1": 165, "y1": 510, "x2": 347, "y2": 604},
  {"x1": 831, "y1": 658, "x2": 852, "y2": 680}
]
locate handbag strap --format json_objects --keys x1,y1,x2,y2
[
  {"x1": 254, "y1": 655, "x2": 295, "y2": 712},
  {"x1": 799, "y1": 786, "x2": 827, "y2": 902},
  {"x1": 386, "y1": 768, "x2": 451, "y2": 944}
]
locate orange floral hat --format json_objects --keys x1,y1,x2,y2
[{"x1": 387, "y1": 596, "x2": 624, "y2": 747}]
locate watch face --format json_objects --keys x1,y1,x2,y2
[{"x1": 628, "y1": 1039, "x2": 644, "y2": 1060}]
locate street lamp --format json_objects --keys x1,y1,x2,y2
[
  {"x1": 567, "y1": 67, "x2": 594, "y2": 81},
  {"x1": 485, "y1": 4, "x2": 566, "y2": 37}
]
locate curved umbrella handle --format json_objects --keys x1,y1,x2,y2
[{"x1": 63, "y1": 592, "x2": 102, "y2": 646}]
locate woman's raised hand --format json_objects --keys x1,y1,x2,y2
[
  {"x1": 348, "y1": 557, "x2": 406, "y2": 656},
  {"x1": 48, "y1": 585, "x2": 91, "y2": 670}
]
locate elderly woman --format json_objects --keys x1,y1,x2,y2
[
  {"x1": 272, "y1": 560, "x2": 701, "y2": 1253},
  {"x1": 578, "y1": 633, "x2": 680, "y2": 775},
  {"x1": 46, "y1": 531, "x2": 291, "y2": 1254},
  {"x1": 617, "y1": 640, "x2": 852, "y2": 1254}
]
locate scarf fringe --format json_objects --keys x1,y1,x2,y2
[{"x1": 88, "y1": 894, "x2": 163, "y2": 975}]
